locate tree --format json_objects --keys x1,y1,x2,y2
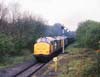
[
  {"x1": 0, "y1": 1, "x2": 48, "y2": 63},
  {"x1": 77, "y1": 20, "x2": 100, "y2": 49}
]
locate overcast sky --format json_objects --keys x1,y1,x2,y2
[{"x1": 3, "y1": 0, "x2": 100, "y2": 31}]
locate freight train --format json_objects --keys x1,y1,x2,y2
[{"x1": 33, "y1": 36, "x2": 74, "y2": 62}]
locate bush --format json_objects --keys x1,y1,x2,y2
[
  {"x1": 0, "y1": 33, "x2": 14, "y2": 62},
  {"x1": 82, "y1": 52, "x2": 100, "y2": 77},
  {"x1": 0, "y1": 33, "x2": 27, "y2": 62},
  {"x1": 77, "y1": 20, "x2": 100, "y2": 49}
]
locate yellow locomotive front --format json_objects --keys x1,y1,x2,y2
[
  {"x1": 34, "y1": 42, "x2": 51, "y2": 55},
  {"x1": 33, "y1": 37, "x2": 54, "y2": 62}
]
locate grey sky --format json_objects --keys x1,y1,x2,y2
[{"x1": 2, "y1": 0, "x2": 100, "y2": 31}]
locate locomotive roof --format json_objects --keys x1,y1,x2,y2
[
  {"x1": 36, "y1": 37, "x2": 55, "y2": 43},
  {"x1": 55, "y1": 36, "x2": 67, "y2": 40},
  {"x1": 36, "y1": 36, "x2": 67, "y2": 43}
]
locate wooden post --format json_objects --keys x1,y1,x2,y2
[{"x1": 53, "y1": 57, "x2": 58, "y2": 72}]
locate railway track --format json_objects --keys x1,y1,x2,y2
[
  {"x1": 13, "y1": 52, "x2": 65, "y2": 77},
  {"x1": 0, "y1": 60, "x2": 45, "y2": 77},
  {"x1": 15, "y1": 63, "x2": 45, "y2": 77}
]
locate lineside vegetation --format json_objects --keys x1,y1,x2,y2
[
  {"x1": 77, "y1": 20, "x2": 100, "y2": 49},
  {"x1": 76, "y1": 20, "x2": 100, "y2": 77},
  {"x1": 0, "y1": 2, "x2": 47, "y2": 64}
]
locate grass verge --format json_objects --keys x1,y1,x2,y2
[
  {"x1": 43, "y1": 43, "x2": 99, "y2": 77},
  {"x1": 0, "y1": 50, "x2": 35, "y2": 69},
  {"x1": 58, "y1": 43, "x2": 99, "y2": 77}
]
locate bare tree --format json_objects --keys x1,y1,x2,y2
[{"x1": 0, "y1": 2, "x2": 9, "y2": 33}]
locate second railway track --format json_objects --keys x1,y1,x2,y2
[{"x1": 15, "y1": 63, "x2": 45, "y2": 77}]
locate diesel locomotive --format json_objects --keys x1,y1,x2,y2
[{"x1": 33, "y1": 36, "x2": 69, "y2": 62}]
